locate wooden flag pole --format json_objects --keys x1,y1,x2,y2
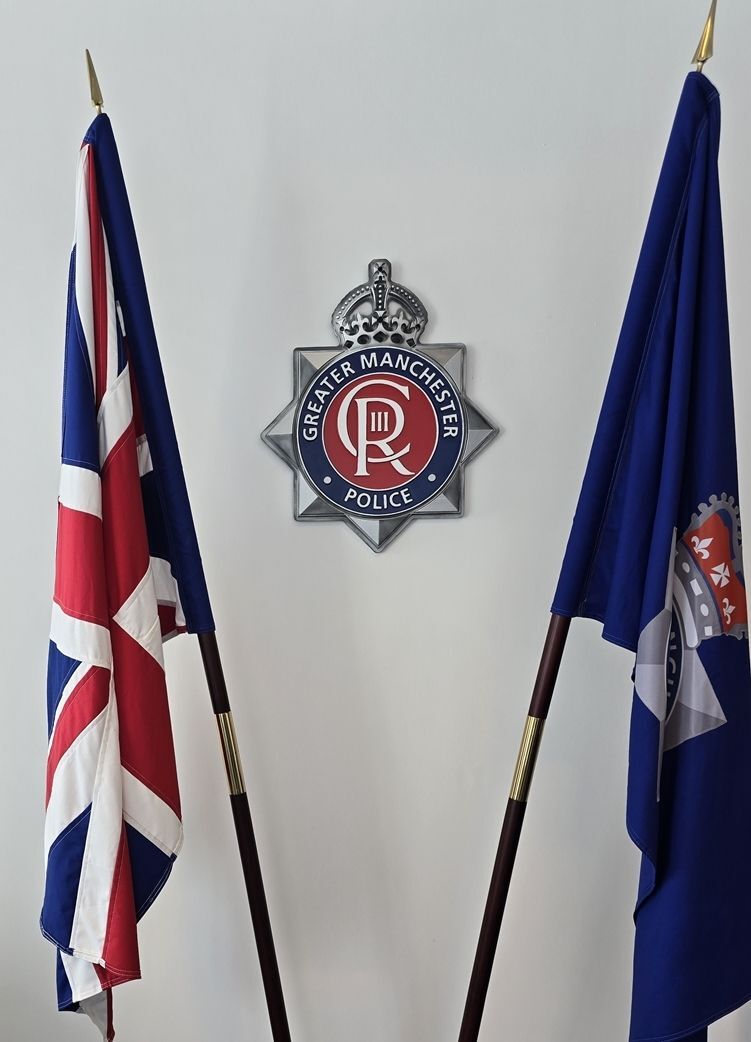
[
  {"x1": 198, "y1": 633, "x2": 292, "y2": 1042},
  {"x1": 458, "y1": 613, "x2": 570, "y2": 1042},
  {"x1": 83, "y1": 51, "x2": 292, "y2": 1042}
]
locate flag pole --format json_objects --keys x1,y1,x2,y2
[
  {"x1": 84, "y1": 52, "x2": 292, "y2": 1042},
  {"x1": 457, "y1": 11, "x2": 719, "y2": 1040},
  {"x1": 198, "y1": 633, "x2": 292, "y2": 1042},
  {"x1": 457, "y1": 613, "x2": 569, "y2": 1042}
]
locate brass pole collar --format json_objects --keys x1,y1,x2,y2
[
  {"x1": 216, "y1": 711, "x2": 247, "y2": 796},
  {"x1": 509, "y1": 716, "x2": 545, "y2": 804}
]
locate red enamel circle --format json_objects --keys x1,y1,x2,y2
[{"x1": 322, "y1": 372, "x2": 439, "y2": 491}]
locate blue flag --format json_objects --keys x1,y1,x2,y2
[{"x1": 553, "y1": 73, "x2": 751, "y2": 1040}]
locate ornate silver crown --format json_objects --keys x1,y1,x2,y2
[{"x1": 331, "y1": 259, "x2": 428, "y2": 349}]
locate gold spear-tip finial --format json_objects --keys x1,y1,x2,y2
[
  {"x1": 85, "y1": 49, "x2": 104, "y2": 113},
  {"x1": 692, "y1": 0, "x2": 717, "y2": 72}
]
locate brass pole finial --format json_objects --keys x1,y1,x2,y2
[
  {"x1": 692, "y1": 0, "x2": 717, "y2": 72},
  {"x1": 85, "y1": 49, "x2": 104, "y2": 113}
]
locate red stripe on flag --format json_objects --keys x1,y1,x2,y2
[
  {"x1": 111, "y1": 622, "x2": 181, "y2": 817},
  {"x1": 46, "y1": 667, "x2": 110, "y2": 805},
  {"x1": 54, "y1": 504, "x2": 108, "y2": 626},
  {"x1": 86, "y1": 148, "x2": 109, "y2": 407},
  {"x1": 98, "y1": 826, "x2": 140, "y2": 981},
  {"x1": 157, "y1": 603, "x2": 176, "y2": 632},
  {"x1": 100, "y1": 423, "x2": 150, "y2": 617},
  {"x1": 157, "y1": 603, "x2": 183, "y2": 639}
]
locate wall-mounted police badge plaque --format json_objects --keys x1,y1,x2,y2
[{"x1": 262, "y1": 260, "x2": 498, "y2": 552}]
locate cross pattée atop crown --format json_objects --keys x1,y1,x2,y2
[{"x1": 331, "y1": 259, "x2": 429, "y2": 349}]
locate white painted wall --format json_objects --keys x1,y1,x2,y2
[{"x1": 3, "y1": 1, "x2": 751, "y2": 1039}]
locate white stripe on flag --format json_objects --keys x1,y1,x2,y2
[
  {"x1": 45, "y1": 706, "x2": 108, "y2": 862},
  {"x1": 136, "y1": 433, "x2": 153, "y2": 477},
  {"x1": 150, "y1": 556, "x2": 186, "y2": 627},
  {"x1": 112, "y1": 566, "x2": 165, "y2": 667},
  {"x1": 60, "y1": 951, "x2": 103, "y2": 1005},
  {"x1": 122, "y1": 768, "x2": 183, "y2": 857},
  {"x1": 73, "y1": 147, "x2": 96, "y2": 382},
  {"x1": 98, "y1": 364, "x2": 134, "y2": 466},
  {"x1": 59, "y1": 464, "x2": 102, "y2": 519},
  {"x1": 102, "y1": 225, "x2": 119, "y2": 392},
  {"x1": 50, "y1": 603, "x2": 112, "y2": 670},
  {"x1": 69, "y1": 684, "x2": 123, "y2": 960}
]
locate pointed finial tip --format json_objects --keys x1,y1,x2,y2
[
  {"x1": 85, "y1": 48, "x2": 104, "y2": 113},
  {"x1": 692, "y1": 0, "x2": 717, "y2": 71}
]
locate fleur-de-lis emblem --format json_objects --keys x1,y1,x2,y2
[
  {"x1": 723, "y1": 598, "x2": 736, "y2": 625},
  {"x1": 711, "y1": 563, "x2": 731, "y2": 588},
  {"x1": 692, "y1": 535, "x2": 714, "y2": 559}
]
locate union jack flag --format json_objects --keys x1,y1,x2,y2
[{"x1": 41, "y1": 115, "x2": 214, "y2": 1039}]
